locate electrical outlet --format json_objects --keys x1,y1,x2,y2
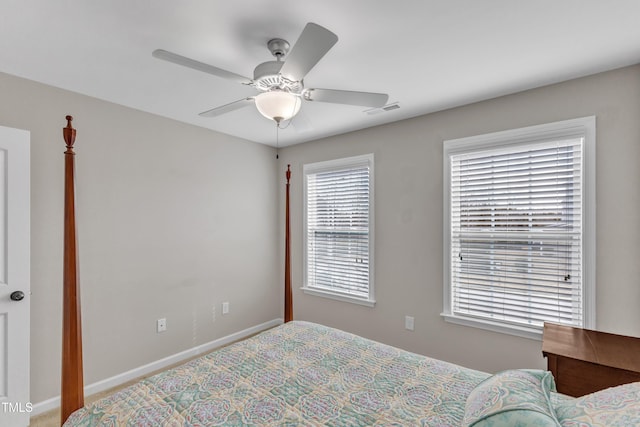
[
  {"x1": 157, "y1": 318, "x2": 167, "y2": 333},
  {"x1": 222, "y1": 302, "x2": 229, "y2": 315},
  {"x1": 405, "y1": 315, "x2": 414, "y2": 331}
]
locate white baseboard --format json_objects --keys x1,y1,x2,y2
[{"x1": 32, "y1": 318, "x2": 283, "y2": 417}]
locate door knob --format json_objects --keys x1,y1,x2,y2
[{"x1": 10, "y1": 291, "x2": 24, "y2": 301}]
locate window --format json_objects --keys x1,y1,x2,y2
[
  {"x1": 443, "y1": 117, "x2": 595, "y2": 339},
  {"x1": 303, "y1": 154, "x2": 375, "y2": 306}
]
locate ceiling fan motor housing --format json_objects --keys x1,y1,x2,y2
[{"x1": 253, "y1": 60, "x2": 303, "y2": 93}]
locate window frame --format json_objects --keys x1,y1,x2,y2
[
  {"x1": 442, "y1": 117, "x2": 596, "y2": 340},
  {"x1": 302, "y1": 154, "x2": 375, "y2": 307}
]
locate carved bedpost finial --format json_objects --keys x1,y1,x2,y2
[
  {"x1": 63, "y1": 115, "x2": 76, "y2": 153},
  {"x1": 286, "y1": 164, "x2": 291, "y2": 184}
]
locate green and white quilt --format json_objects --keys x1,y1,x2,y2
[
  {"x1": 64, "y1": 321, "x2": 488, "y2": 426},
  {"x1": 65, "y1": 321, "x2": 640, "y2": 426}
]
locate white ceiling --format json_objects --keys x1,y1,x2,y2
[{"x1": 2, "y1": 0, "x2": 640, "y2": 147}]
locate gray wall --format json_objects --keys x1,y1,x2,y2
[
  {"x1": 279, "y1": 64, "x2": 640, "y2": 373},
  {"x1": 0, "y1": 72, "x2": 282, "y2": 404}
]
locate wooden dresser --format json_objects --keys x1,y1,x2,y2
[{"x1": 542, "y1": 322, "x2": 640, "y2": 397}]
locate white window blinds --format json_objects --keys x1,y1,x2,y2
[
  {"x1": 304, "y1": 155, "x2": 374, "y2": 304},
  {"x1": 449, "y1": 137, "x2": 586, "y2": 331}
]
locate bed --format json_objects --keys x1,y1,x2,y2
[
  {"x1": 59, "y1": 117, "x2": 640, "y2": 426},
  {"x1": 64, "y1": 320, "x2": 487, "y2": 426},
  {"x1": 62, "y1": 320, "x2": 640, "y2": 426}
]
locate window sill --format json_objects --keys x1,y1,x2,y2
[
  {"x1": 301, "y1": 287, "x2": 376, "y2": 307},
  {"x1": 440, "y1": 313, "x2": 543, "y2": 341}
]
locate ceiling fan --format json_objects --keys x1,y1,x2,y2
[{"x1": 152, "y1": 22, "x2": 389, "y2": 124}]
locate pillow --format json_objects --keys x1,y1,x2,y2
[
  {"x1": 463, "y1": 369, "x2": 560, "y2": 426},
  {"x1": 554, "y1": 381, "x2": 640, "y2": 427}
]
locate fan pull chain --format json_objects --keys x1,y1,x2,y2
[{"x1": 276, "y1": 121, "x2": 279, "y2": 159}]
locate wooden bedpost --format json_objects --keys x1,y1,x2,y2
[
  {"x1": 61, "y1": 116, "x2": 84, "y2": 425},
  {"x1": 284, "y1": 164, "x2": 292, "y2": 322}
]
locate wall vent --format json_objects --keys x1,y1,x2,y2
[{"x1": 364, "y1": 102, "x2": 400, "y2": 115}]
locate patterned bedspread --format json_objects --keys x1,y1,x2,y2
[{"x1": 64, "y1": 321, "x2": 489, "y2": 426}]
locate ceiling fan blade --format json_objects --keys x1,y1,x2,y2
[
  {"x1": 199, "y1": 98, "x2": 254, "y2": 118},
  {"x1": 279, "y1": 23, "x2": 338, "y2": 82},
  {"x1": 152, "y1": 49, "x2": 252, "y2": 85},
  {"x1": 304, "y1": 88, "x2": 389, "y2": 108}
]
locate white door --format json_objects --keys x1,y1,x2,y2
[{"x1": 0, "y1": 126, "x2": 30, "y2": 427}]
